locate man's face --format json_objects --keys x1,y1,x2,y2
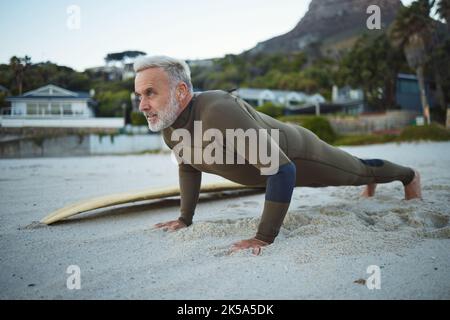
[{"x1": 134, "y1": 67, "x2": 180, "y2": 132}]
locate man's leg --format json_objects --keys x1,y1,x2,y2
[
  {"x1": 361, "y1": 183, "x2": 377, "y2": 197},
  {"x1": 292, "y1": 139, "x2": 420, "y2": 199},
  {"x1": 361, "y1": 168, "x2": 421, "y2": 199}
]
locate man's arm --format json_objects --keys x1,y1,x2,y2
[
  {"x1": 178, "y1": 163, "x2": 202, "y2": 226},
  {"x1": 155, "y1": 134, "x2": 201, "y2": 231},
  {"x1": 255, "y1": 162, "x2": 296, "y2": 243},
  {"x1": 204, "y1": 94, "x2": 296, "y2": 248}
]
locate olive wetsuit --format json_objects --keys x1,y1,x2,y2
[{"x1": 162, "y1": 90, "x2": 415, "y2": 243}]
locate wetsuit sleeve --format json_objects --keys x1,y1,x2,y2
[
  {"x1": 162, "y1": 130, "x2": 202, "y2": 226},
  {"x1": 203, "y1": 95, "x2": 295, "y2": 243},
  {"x1": 178, "y1": 163, "x2": 202, "y2": 226},
  {"x1": 257, "y1": 162, "x2": 296, "y2": 242}
]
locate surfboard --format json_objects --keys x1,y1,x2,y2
[{"x1": 40, "y1": 181, "x2": 261, "y2": 225}]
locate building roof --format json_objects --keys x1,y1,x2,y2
[
  {"x1": 236, "y1": 88, "x2": 308, "y2": 100},
  {"x1": 6, "y1": 84, "x2": 92, "y2": 101},
  {"x1": 397, "y1": 73, "x2": 434, "y2": 83},
  {"x1": 397, "y1": 73, "x2": 418, "y2": 81},
  {"x1": 235, "y1": 87, "x2": 325, "y2": 109}
]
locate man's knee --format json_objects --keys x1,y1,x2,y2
[{"x1": 358, "y1": 158, "x2": 384, "y2": 167}]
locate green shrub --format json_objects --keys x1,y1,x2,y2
[
  {"x1": 277, "y1": 115, "x2": 312, "y2": 124},
  {"x1": 333, "y1": 124, "x2": 450, "y2": 146},
  {"x1": 279, "y1": 115, "x2": 337, "y2": 143},
  {"x1": 130, "y1": 111, "x2": 147, "y2": 126},
  {"x1": 256, "y1": 102, "x2": 284, "y2": 118},
  {"x1": 95, "y1": 90, "x2": 130, "y2": 117},
  {"x1": 398, "y1": 124, "x2": 450, "y2": 142},
  {"x1": 334, "y1": 134, "x2": 396, "y2": 146}
]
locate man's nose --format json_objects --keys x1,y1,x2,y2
[{"x1": 139, "y1": 98, "x2": 151, "y2": 112}]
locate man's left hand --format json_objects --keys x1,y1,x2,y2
[{"x1": 229, "y1": 237, "x2": 269, "y2": 255}]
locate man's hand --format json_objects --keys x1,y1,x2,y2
[
  {"x1": 154, "y1": 219, "x2": 187, "y2": 232},
  {"x1": 229, "y1": 237, "x2": 269, "y2": 255}
]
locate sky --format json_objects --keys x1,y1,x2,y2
[{"x1": 0, "y1": 0, "x2": 419, "y2": 71}]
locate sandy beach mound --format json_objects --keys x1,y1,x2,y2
[{"x1": 0, "y1": 142, "x2": 449, "y2": 299}]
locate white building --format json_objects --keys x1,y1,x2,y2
[
  {"x1": 1, "y1": 84, "x2": 124, "y2": 128},
  {"x1": 5, "y1": 84, "x2": 95, "y2": 118},
  {"x1": 234, "y1": 88, "x2": 325, "y2": 111},
  {"x1": 331, "y1": 85, "x2": 365, "y2": 114},
  {"x1": 85, "y1": 65, "x2": 123, "y2": 81}
]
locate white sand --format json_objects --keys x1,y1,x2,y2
[{"x1": 0, "y1": 141, "x2": 449, "y2": 299}]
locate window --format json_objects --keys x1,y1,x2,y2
[
  {"x1": 73, "y1": 105, "x2": 84, "y2": 115},
  {"x1": 27, "y1": 103, "x2": 38, "y2": 115},
  {"x1": 289, "y1": 100, "x2": 305, "y2": 106},
  {"x1": 38, "y1": 103, "x2": 49, "y2": 115},
  {"x1": 62, "y1": 104, "x2": 73, "y2": 115},
  {"x1": 51, "y1": 103, "x2": 61, "y2": 115}
]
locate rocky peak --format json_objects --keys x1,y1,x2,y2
[{"x1": 247, "y1": 0, "x2": 403, "y2": 56}]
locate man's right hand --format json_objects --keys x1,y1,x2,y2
[{"x1": 154, "y1": 219, "x2": 187, "y2": 232}]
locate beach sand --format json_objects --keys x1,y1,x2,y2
[{"x1": 0, "y1": 141, "x2": 449, "y2": 299}]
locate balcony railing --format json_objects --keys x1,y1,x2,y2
[{"x1": 0, "y1": 107, "x2": 90, "y2": 118}]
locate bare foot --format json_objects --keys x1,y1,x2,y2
[
  {"x1": 404, "y1": 169, "x2": 422, "y2": 200},
  {"x1": 361, "y1": 183, "x2": 377, "y2": 197}
]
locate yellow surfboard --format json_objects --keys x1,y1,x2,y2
[{"x1": 41, "y1": 181, "x2": 261, "y2": 225}]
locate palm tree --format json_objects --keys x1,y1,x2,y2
[
  {"x1": 390, "y1": 0, "x2": 435, "y2": 124},
  {"x1": 9, "y1": 56, "x2": 31, "y2": 95},
  {"x1": 436, "y1": 0, "x2": 450, "y2": 27},
  {"x1": 430, "y1": 0, "x2": 449, "y2": 116}
]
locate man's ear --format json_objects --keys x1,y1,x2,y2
[{"x1": 176, "y1": 84, "x2": 187, "y2": 100}]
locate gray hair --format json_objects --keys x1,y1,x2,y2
[{"x1": 134, "y1": 55, "x2": 193, "y2": 93}]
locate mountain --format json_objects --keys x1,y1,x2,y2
[{"x1": 246, "y1": 0, "x2": 403, "y2": 57}]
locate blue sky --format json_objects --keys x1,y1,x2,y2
[{"x1": 0, "y1": 0, "x2": 418, "y2": 71}]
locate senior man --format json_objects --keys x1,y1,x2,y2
[{"x1": 134, "y1": 55, "x2": 422, "y2": 255}]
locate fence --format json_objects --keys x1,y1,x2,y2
[
  {"x1": 329, "y1": 111, "x2": 419, "y2": 134},
  {"x1": 0, "y1": 133, "x2": 164, "y2": 158}
]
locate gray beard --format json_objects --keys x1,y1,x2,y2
[{"x1": 147, "y1": 92, "x2": 180, "y2": 132}]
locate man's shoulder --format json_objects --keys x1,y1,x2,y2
[
  {"x1": 195, "y1": 90, "x2": 237, "y2": 107},
  {"x1": 195, "y1": 90, "x2": 240, "y2": 116}
]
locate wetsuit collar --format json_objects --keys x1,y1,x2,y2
[{"x1": 170, "y1": 94, "x2": 196, "y2": 129}]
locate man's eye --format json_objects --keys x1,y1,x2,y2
[{"x1": 146, "y1": 91, "x2": 153, "y2": 97}]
